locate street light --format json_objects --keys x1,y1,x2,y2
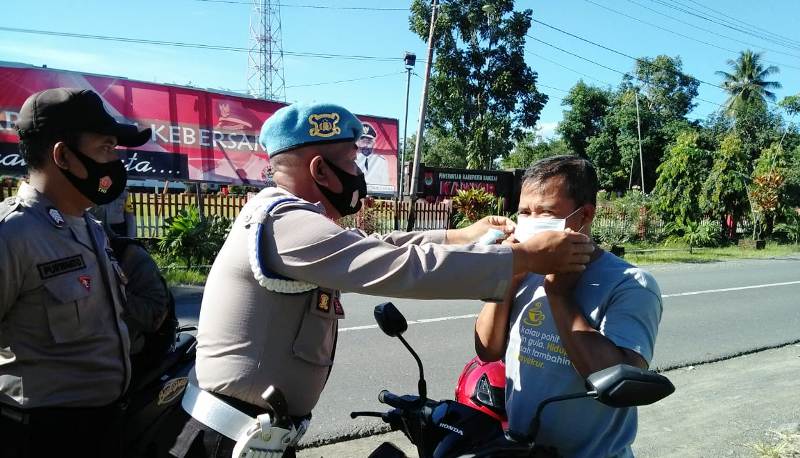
[{"x1": 399, "y1": 52, "x2": 416, "y2": 200}]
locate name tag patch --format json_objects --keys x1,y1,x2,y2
[{"x1": 37, "y1": 255, "x2": 86, "y2": 279}]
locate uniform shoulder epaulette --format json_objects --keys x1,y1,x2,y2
[
  {"x1": 251, "y1": 196, "x2": 318, "y2": 224},
  {"x1": 0, "y1": 197, "x2": 21, "y2": 224},
  {"x1": 249, "y1": 196, "x2": 317, "y2": 294}
]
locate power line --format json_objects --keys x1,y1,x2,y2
[
  {"x1": 531, "y1": 18, "x2": 727, "y2": 91},
  {"x1": 192, "y1": 0, "x2": 407, "y2": 11},
  {"x1": 286, "y1": 71, "x2": 405, "y2": 88},
  {"x1": 581, "y1": 0, "x2": 800, "y2": 71},
  {"x1": 649, "y1": 0, "x2": 800, "y2": 52},
  {"x1": 526, "y1": 35, "x2": 725, "y2": 109},
  {"x1": 527, "y1": 50, "x2": 615, "y2": 86},
  {"x1": 675, "y1": 0, "x2": 800, "y2": 49},
  {"x1": 537, "y1": 83, "x2": 571, "y2": 94},
  {"x1": 623, "y1": 0, "x2": 800, "y2": 60},
  {"x1": 0, "y1": 26, "x2": 415, "y2": 62}
]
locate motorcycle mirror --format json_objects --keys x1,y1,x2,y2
[
  {"x1": 586, "y1": 364, "x2": 675, "y2": 408},
  {"x1": 374, "y1": 302, "x2": 408, "y2": 337}
]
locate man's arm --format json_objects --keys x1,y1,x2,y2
[
  {"x1": 0, "y1": 234, "x2": 20, "y2": 322},
  {"x1": 475, "y1": 273, "x2": 525, "y2": 361},
  {"x1": 119, "y1": 245, "x2": 170, "y2": 333},
  {"x1": 266, "y1": 208, "x2": 592, "y2": 301},
  {"x1": 372, "y1": 216, "x2": 513, "y2": 247},
  {"x1": 545, "y1": 272, "x2": 661, "y2": 378}
]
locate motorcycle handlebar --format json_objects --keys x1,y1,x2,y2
[{"x1": 378, "y1": 390, "x2": 417, "y2": 410}]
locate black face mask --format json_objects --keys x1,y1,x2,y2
[
  {"x1": 60, "y1": 144, "x2": 127, "y2": 205},
  {"x1": 316, "y1": 158, "x2": 367, "y2": 217}
]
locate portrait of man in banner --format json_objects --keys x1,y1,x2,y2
[{"x1": 356, "y1": 122, "x2": 391, "y2": 192}]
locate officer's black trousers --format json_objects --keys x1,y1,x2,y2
[{"x1": 0, "y1": 402, "x2": 123, "y2": 458}]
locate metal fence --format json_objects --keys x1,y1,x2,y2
[
  {"x1": 592, "y1": 205, "x2": 666, "y2": 244},
  {"x1": 340, "y1": 199, "x2": 453, "y2": 234},
  {"x1": 130, "y1": 192, "x2": 248, "y2": 238},
  {"x1": 1, "y1": 181, "x2": 17, "y2": 200},
  {"x1": 132, "y1": 193, "x2": 453, "y2": 239}
]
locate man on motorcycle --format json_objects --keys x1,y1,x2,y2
[
  {"x1": 163, "y1": 102, "x2": 595, "y2": 458},
  {"x1": 475, "y1": 156, "x2": 663, "y2": 458}
]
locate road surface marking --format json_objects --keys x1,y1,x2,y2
[{"x1": 338, "y1": 280, "x2": 800, "y2": 332}]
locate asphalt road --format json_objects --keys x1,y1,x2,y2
[{"x1": 172, "y1": 255, "x2": 800, "y2": 447}]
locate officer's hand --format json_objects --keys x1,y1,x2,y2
[
  {"x1": 511, "y1": 230, "x2": 593, "y2": 275},
  {"x1": 448, "y1": 215, "x2": 515, "y2": 244}
]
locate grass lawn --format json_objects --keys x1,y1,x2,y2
[
  {"x1": 621, "y1": 242, "x2": 800, "y2": 265},
  {"x1": 163, "y1": 268, "x2": 208, "y2": 286}
]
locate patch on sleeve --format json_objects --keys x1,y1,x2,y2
[
  {"x1": 37, "y1": 255, "x2": 86, "y2": 279},
  {"x1": 317, "y1": 291, "x2": 331, "y2": 313},
  {"x1": 333, "y1": 291, "x2": 345, "y2": 317}
]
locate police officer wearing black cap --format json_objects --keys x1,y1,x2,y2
[{"x1": 0, "y1": 87, "x2": 152, "y2": 457}]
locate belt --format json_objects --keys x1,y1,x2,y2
[{"x1": 181, "y1": 382, "x2": 256, "y2": 441}]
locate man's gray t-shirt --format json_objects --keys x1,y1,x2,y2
[{"x1": 505, "y1": 251, "x2": 662, "y2": 458}]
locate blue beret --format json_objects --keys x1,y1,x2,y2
[{"x1": 259, "y1": 102, "x2": 363, "y2": 157}]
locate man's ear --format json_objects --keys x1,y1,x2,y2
[
  {"x1": 581, "y1": 203, "x2": 596, "y2": 226},
  {"x1": 52, "y1": 142, "x2": 70, "y2": 170},
  {"x1": 309, "y1": 155, "x2": 331, "y2": 187}
]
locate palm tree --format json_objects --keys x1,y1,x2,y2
[{"x1": 716, "y1": 50, "x2": 782, "y2": 115}]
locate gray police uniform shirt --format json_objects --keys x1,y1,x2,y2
[
  {"x1": 0, "y1": 183, "x2": 131, "y2": 409},
  {"x1": 196, "y1": 187, "x2": 513, "y2": 416}
]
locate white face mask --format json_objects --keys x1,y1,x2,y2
[{"x1": 514, "y1": 207, "x2": 583, "y2": 243}]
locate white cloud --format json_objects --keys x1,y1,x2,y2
[{"x1": 535, "y1": 121, "x2": 559, "y2": 140}]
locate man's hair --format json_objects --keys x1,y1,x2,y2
[
  {"x1": 522, "y1": 155, "x2": 599, "y2": 206},
  {"x1": 17, "y1": 129, "x2": 79, "y2": 170}
]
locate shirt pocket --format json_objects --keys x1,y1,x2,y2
[
  {"x1": 42, "y1": 275, "x2": 94, "y2": 344},
  {"x1": 292, "y1": 288, "x2": 341, "y2": 367}
]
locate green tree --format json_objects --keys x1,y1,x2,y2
[
  {"x1": 701, "y1": 133, "x2": 750, "y2": 231},
  {"x1": 752, "y1": 142, "x2": 792, "y2": 235},
  {"x1": 404, "y1": 131, "x2": 469, "y2": 169},
  {"x1": 557, "y1": 81, "x2": 612, "y2": 158},
  {"x1": 780, "y1": 94, "x2": 800, "y2": 116},
  {"x1": 630, "y1": 55, "x2": 699, "y2": 121},
  {"x1": 409, "y1": 0, "x2": 548, "y2": 169},
  {"x1": 652, "y1": 129, "x2": 713, "y2": 225},
  {"x1": 717, "y1": 50, "x2": 782, "y2": 116},
  {"x1": 501, "y1": 134, "x2": 571, "y2": 169},
  {"x1": 579, "y1": 56, "x2": 698, "y2": 193}
]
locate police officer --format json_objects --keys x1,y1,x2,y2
[
  {"x1": 168, "y1": 103, "x2": 593, "y2": 457},
  {"x1": 0, "y1": 88, "x2": 151, "y2": 457},
  {"x1": 356, "y1": 121, "x2": 390, "y2": 187}
]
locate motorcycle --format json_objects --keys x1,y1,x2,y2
[
  {"x1": 121, "y1": 324, "x2": 198, "y2": 457},
  {"x1": 351, "y1": 302, "x2": 675, "y2": 458}
]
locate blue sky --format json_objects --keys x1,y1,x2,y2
[{"x1": 2, "y1": 0, "x2": 798, "y2": 140}]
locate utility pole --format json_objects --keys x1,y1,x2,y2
[
  {"x1": 409, "y1": 0, "x2": 438, "y2": 200},
  {"x1": 634, "y1": 87, "x2": 646, "y2": 193},
  {"x1": 399, "y1": 52, "x2": 416, "y2": 200}
]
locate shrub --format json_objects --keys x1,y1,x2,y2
[
  {"x1": 664, "y1": 219, "x2": 723, "y2": 253},
  {"x1": 452, "y1": 188, "x2": 503, "y2": 228},
  {"x1": 158, "y1": 206, "x2": 232, "y2": 269}
]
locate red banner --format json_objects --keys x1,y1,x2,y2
[{"x1": 0, "y1": 62, "x2": 398, "y2": 191}]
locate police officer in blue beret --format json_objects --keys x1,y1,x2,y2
[{"x1": 166, "y1": 102, "x2": 593, "y2": 457}]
